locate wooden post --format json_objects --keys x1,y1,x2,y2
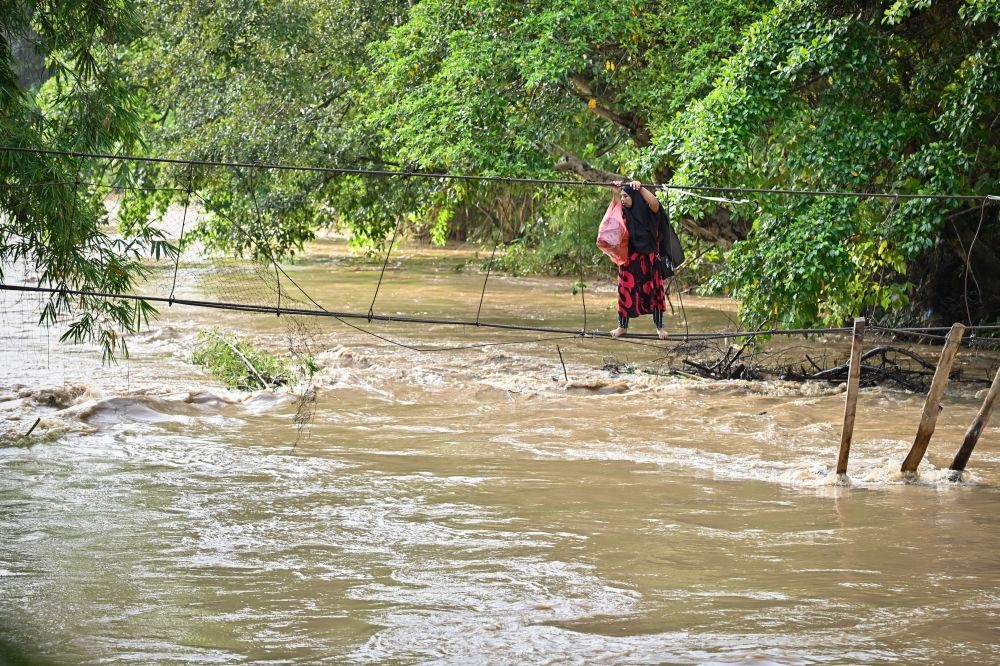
[
  {"x1": 837, "y1": 317, "x2": 866, "y2": 476},
  {"x1": 900, "y1": 323, "x2": 966, "y2": 474},
  {"x1": 949, "y1": 365, "x2": 1000, "y2": 475}
]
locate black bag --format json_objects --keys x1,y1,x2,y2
[
  {"x1": 655, "y1": 253, "x2": 674, "y2": 278},
  {"x1": 655, "y1": 200, "x2": 683, "y2": 279}
]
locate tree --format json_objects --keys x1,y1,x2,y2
[
  {"x1": 1, "y1": 0, "x2": 167, "y2": 360},
  {"x1": 368, "y1": 0, "x2": 998, "y2": 328},
  {"x1": 125, "y1": 0, "x2": 771, "y2": 264},
  {"x1": 366, "y1": 0, "x2": 773, "y2": 246},
  {"x1": 661, "y1": 0, "x2": 999, "y2": 328},
  {"x1": 346, "y1": 0, "x2": 771, "y2": 276},
  {"x1": 121, "y1": 0, "x2": 415, "y2": 257}
]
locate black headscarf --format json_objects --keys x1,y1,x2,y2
[{"x1": 621, "y1": 184, "x2": 660, "y2": 255}]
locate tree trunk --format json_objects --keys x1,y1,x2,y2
[{"x1": 910, "y1": 205, "x2": 1000, "y2": 326}]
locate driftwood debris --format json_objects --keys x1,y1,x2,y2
[
  {"x1": 673, "y1": 342, "x2": 961, "y2": 392},
  {"x1": 778, "y1": 346, "x2": 950, "y2": 392},
  {"x1": 681, "y1": 338, "x2": 762, "y2": 381}
]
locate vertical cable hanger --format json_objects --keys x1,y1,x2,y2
[
  {"x1": 169, "y1": 165, "x2": 194, "y2": 306},
  {"x1": 61, "y1": 156, "x2": 83, "y2": 312},
  {"x1": 475, "y1": 182, "x2": 504, "y2": 327},
  {"x1": 369, "y1": 177, "x2": 415, "y2": 322},
  {"x1": 247, "y1": 166, "x2": 282, "y2": 316},
  {"x1": 475, "y1": 228, "x2": 501, "y2": 327}
]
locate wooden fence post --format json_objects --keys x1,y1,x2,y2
[
  {"x1": 837, "y1": 317, "x2": 866, "y2": 477},
  {"x1": 900, "y1": 322, "x2": 966, "y2": 474},
  {"x1": 949, "y1": 365, "x2": 1000, "y2": 476}
]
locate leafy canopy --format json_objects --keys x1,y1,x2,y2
[
  {"x1": 4, "y1": 0, "x2": 998, "y2": 359},
  {"x1": 657, "y1": 0, "x2": 998, "y2": 327},
  {"x1": 1, "y1": 0, "x2": 169, "y2": 360}
]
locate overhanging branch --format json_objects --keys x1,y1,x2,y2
[
  {"x1": 546, "y1": 144, "x2": 750, "y2": 248},
  {"x1": 566, "y1": 74, "x2": 650, "y2": 146},
  {"x1": 548, "y1": 144, "x2": 619, "y2": 183}
]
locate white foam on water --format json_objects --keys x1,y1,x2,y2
[
  {"x1": 491, "y1": 426, "x2": 982, "y2": 493},
  {"x1": 353, "y1": 619, "x2": 888, "y2": 665}
]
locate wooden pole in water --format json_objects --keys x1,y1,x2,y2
[
  {"x1": 556, "y1": 345, "x2": 568, "y2": 381},
  {"x1": 837, "y1": 317, "x2": 866, "y2": 476},
  {"x1": 900, "y1": 322, "x2": 966, "y2": 474},
  {"x1": 949, "y1": 365, "x2": 1000, "y2": 475}
]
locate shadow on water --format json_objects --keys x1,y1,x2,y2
[{"x1": 0, "y1": 625, "x2": 57, "y2": 666}]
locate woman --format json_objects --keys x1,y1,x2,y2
[{"x1": 611, "y1": 180, "x2": 668, "y2": 339}]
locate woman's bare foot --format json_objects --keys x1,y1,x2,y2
[
  {"x1": 656, "y1": 328, "x2": 669, "y2": 340},
  {"x1": 610, "y1": 327, "x2": 627, "y2": 338}
]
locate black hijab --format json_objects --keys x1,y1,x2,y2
[{"x1": 621, "y1": 184, "x2": 659, "y2": 254}]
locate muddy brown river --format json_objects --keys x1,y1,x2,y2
[{"x1": 2, "y1": 239, "x2": 998, "y2": 664}]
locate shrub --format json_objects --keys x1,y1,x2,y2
[{"x1": 192, "y1": 331, "x2": 289, "y2": 391}]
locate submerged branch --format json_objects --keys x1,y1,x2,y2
[{"x1": 645, "y1": 342, "x2": 983, "y2": 393}]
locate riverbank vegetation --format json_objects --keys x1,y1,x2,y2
[{"x1": 2, "y1": 1, "x2": 997, "y2": 355}]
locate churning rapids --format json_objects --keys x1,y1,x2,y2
[{"x1": 2, "y1": 239, "x2": 999, "y2": 665}]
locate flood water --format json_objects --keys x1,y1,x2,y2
[{"x1": 2, "y1": 240, "x2": 999, "y2": 664}]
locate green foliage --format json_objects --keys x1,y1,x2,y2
[
  {"x1": 661, "y1": 0, "x2": 999, "y2": 327},
  {"x1": 492, "y1": 188, "x2": 606, "y2": 277},
  {"x1": 6, "y1": 0, "x2": 997, "y2": 352},
  {"x1": 192, "y1": 330, "x2": 289, "y2": 390},
  {"x1": 368, "y1": 0, "x2": 772, "y2": 176},
  {"x1": 121, "y1": 0, "x2": 772, "y2": 264},
  {"x1": 708, "y1": 197, "x2": 913, "y2": 327},
  {"x1": 0, "y1": 0, "x2": 171, "y2": 361},
  {"x1": 121, "y1": 0, "x2": 414, "y2": 257},
  {"x1": 361, "y1": 0, "x2": 773, "y2": 279}
]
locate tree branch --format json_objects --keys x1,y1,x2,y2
[
  {"x1": 547, "y1": 144, "x2": 750, "y2": 248},
  {"x1": 548, "y1": 144, "x2": 619, "y2": 183},
  {"x1": 566, "y1": 74, "x2": 650, "y2": 146}
]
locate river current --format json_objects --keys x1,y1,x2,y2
[{"x1": 1, "y1": 240, "x2": 998, "y2": 664}]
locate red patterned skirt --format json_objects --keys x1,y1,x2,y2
[{"x1": 617, "y1": 250, "x2": 666, "y2": 319}]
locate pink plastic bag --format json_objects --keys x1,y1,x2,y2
[{"x1": 596, "y1": 197, "x2": 629, "y2": 266}]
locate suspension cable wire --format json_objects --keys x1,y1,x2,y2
[
  {"x1": 330, "y1": 313, "x2": 435, "y2": 352},
  {"x1": 4, "y1": 283, "x2": 1000, "y2": 344},
  {"x1": 91, "y1": 181, "x2": 192, "y2": 193},
  {"x1": 1, "y1": 178, "x2": 190, "y2": 194},
  {"x1": 2, "y1": 145, "x2": 995, "y2": 202},
  {"x1": 244, "y1": 165, "x2": 283, "y2": 316},
  {"x1": 0, "y1": 181, "x2": 74, "y2": 190},
  {"x1": 6, "y1": 147, "x2": 1000, "y2": 353},
  {"x1": 666, "y1": 186, "x2": 753, "y2": 206},
  {"x1": 333, "y1": 312, "x2": 584, "y2": 352}
]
